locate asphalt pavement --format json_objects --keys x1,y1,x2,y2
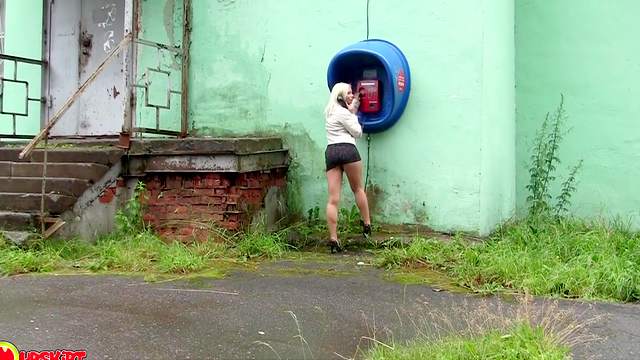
[{"x1": 1, "y1": 253, "x2": 638, "y2": 359}]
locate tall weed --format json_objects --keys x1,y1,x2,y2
[
  {"x1": 526, "y1": 95, "x2": 583, "y2": 218},
  {"x1": 115, "y1": 181, "x2": 147, "y2": 234}
]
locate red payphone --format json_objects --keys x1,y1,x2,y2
[{"x1": 357, "y1": 80, "x2": 380, "y2": 113}]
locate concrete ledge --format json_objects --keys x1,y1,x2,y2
[
  {"x1": 128, "y1": 137, "x2": 284, "y2": 156},
  {"x1": 127, "y1": 150, "x2": 289, "y2": 175}
]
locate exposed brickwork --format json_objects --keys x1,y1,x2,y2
[{"x1": 141, "y1": 168, "x2": 286, "y2": 241}]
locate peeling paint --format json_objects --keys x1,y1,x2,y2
[
  {"x1": 168, "y1": 1, "x2": 515, "y2": 234},
  {"x1": 366, "y1": 183, "x2": 384, "y2": 215},
  {"x1": 79, "y1": 30, "x2": 94, "y2": 72},
  {"x1": 99, "y1": 186, "x2": 117, "y2": 203},
  {"x1": 216, "y1": 0, "x2": 237, "y2": 9},
  {"x1": 163, "y1": 0, "x2": 177, "y2": 46},
  {"x1": 59, "y1": 163, "x2": 123, "y2": 240},
  {"x1": 260, "y1": 43, "x2": 266, "y2": 63},
  {"x1": 107, "y1": 86, "x2": 121, "y2": 99}
]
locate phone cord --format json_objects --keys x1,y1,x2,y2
[{"x1": 364, "y1": 0, "x2": 372, "y2": 191}]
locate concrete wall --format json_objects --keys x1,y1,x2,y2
[
  {"x1": 152, "y1": 0, "x2": 515, "y2": 235},
  {"x1": 0, "y1": 0, "x2": 42, "y2": 137},
  {"x1": 1, "y1": 0, "x2": 518, "y2": 235},
  {"x1": 516, "y1": 0, "x2": 640, "y2": 227}
]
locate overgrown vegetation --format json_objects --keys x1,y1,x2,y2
[
  {"x1": 115, "y1": 181, "x2": 147, "y2": 234},
  {"x1": 257, "y1": 295, "x2": 594, "y2": 360},
  {"x1": 0, "y1": 225, "x2": 295, "y2": 277},
  {"x1": 288, "y1": 204, "x2": 380, "y2": 250},
  {"x1": 362, "y1": 293, "x2": 596, "y2": 360},
  {"x1": 0, "y1": 181, "x2": 293, "y2": 276},
  {"x1": 366, "y1": 322, "x2": 569, "y2": 360},
  {"x1": 0, "y1": 190, "x2": 370, "y2": 276},
  {"x1": 236, "y1": 229, "x2": 289, "y2": 259},
  {"x1": 303, "y1": 204, "x2": 367, "y2": 234},
  {"x1": 377, "y1": 218, "x2": 640, "y2": 301},
  {"x1": 0, "y1": 231, "x2": 225, "y2": 275},
  {"x1": 375, "y1": 97, "x2": 640, "y2": 302}
]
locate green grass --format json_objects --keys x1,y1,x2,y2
[
  {"x1": 366, "y1": 322, "x2": 570, "y2": 360},
  {"x1": 0, "y1": 228, "x2": 292, "y2": 276},
  {"x1": 377, "y1": 217, "x2": 640, "y2": 302},
  {"x1": 236, "y1": 230, "x2": 289, "y2": 259}
]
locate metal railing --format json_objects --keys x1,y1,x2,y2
[
  {"x1": 0, "y1": 53, "x2": 46, "y2": 139},
  {"x1": 131, "y1": 38, "x2": 184, "y2": 136}
]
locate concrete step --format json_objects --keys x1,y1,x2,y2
[
  {"x1": 0, "y1": 177, "x2": 90, "y2": 197},
  {"x1": 0, "y1": 148, "x2": 122, "y2": 165},
  {"x1": 0, "y1": 211, "x2": 36, "y2": 231},
  {"x1": 0, "y1": 162, "x2": 109, "y2": 183},
  {"x1": 1, "y1": 230, "x2": 40, "y2": 246},
  {"x1": 0, "y1": 193, "x2": 76, "y2": 213}
]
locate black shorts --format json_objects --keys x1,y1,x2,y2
[{"x1": 325, "y1": 143, "x2": 361, "y2": 171}]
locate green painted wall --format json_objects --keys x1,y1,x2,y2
[
  {"x1": 480, "y1": 0, "x2": 515, "y2": 235},
  {"x1": 0, "y1": 0, "x2": 42, "y2": 137},
  {"x1": 166, "y1": 0, "x2": 516, "y2": 235},
  {"x1": 516, "y1": 0, "x2": 640, "y2": 228}
]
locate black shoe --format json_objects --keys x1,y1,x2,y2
[
  {"x1": 328, "y1": 239, "x2": 343, "y2": 253},
  {"x1": 361, "y1": 221, "x2": 372, "y2": 239}
]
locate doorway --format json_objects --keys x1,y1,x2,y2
[{"x1": 47, "y1": 0, "x2": 128, "y2": 136}]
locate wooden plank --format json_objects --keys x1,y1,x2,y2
[{"x1": 43, "y1": 218, "x2": 66, "y2": 239}]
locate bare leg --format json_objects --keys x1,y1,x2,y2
[
  {"x1": 326, "y1": 167, "x2": 343, "y2": 241},
  {"x1": 343, "y1": 161, "x2": 370, "y2": 225}
]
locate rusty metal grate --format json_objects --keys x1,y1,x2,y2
[
  {"x1": 132, "y1": 38, "x2": 183, "y2": 136},
  {"x1": 0, "y1": 54, "x2": 46, "y2": 139}
]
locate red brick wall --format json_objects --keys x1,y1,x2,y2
[{"x1": 141, "y1": 168, "x2": 286, "y2": 241}]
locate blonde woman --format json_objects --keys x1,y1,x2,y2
[{"x1": 324, "y1": 82, "x2": 372, "y2": 253}]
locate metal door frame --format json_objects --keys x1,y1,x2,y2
[{"x1": 124, "y1": 0, "x2": 191, "y2": 138}]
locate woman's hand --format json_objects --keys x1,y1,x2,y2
[{"x1": 348, "y1": 97, "x2": 360, "y2": 114}]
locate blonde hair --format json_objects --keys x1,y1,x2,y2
[{"x1": 324, "y1": 82, "x2": 352, "y2": 117}]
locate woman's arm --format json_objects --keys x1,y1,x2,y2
[
  {"x1": 337, "y1": 109, "x2": 363, "y2": 138},
  {"x1": 348, "y1": 96, "x2": 360, "y2": 114}
]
